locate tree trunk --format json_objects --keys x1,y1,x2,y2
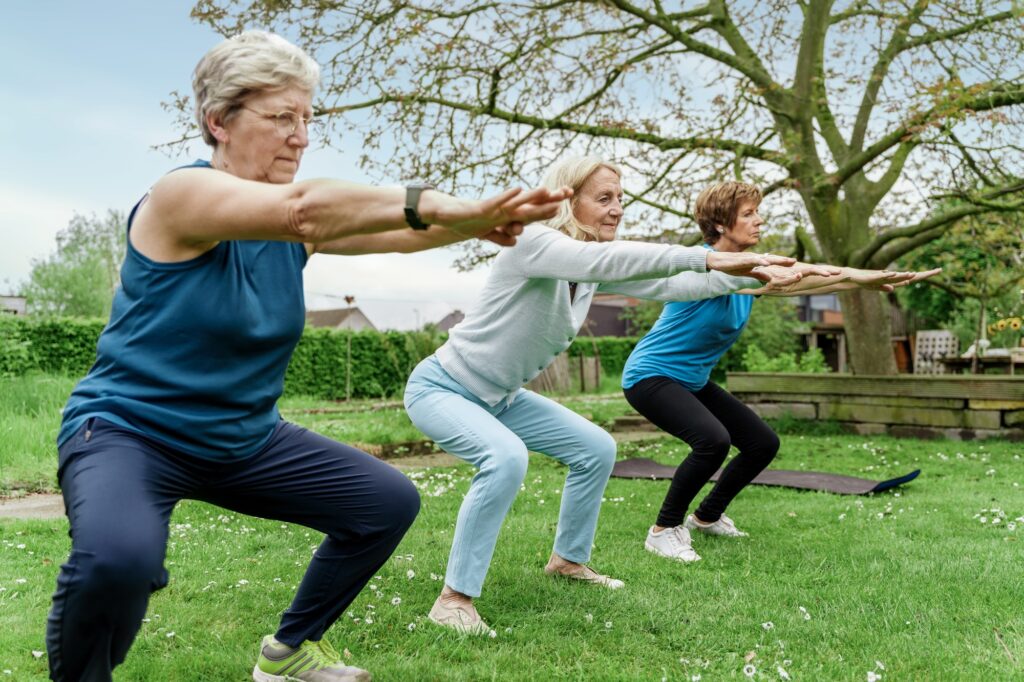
[{"x1": 837, "y1": 289, "x2": 898, "y2": 375}]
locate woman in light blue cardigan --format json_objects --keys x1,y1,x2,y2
[{"x1": 403, "y1": 157, "x2": 821, "y2": 634}]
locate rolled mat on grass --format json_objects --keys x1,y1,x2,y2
[{"x1": 611, "y1": 457, "x2": 920, "y2": 495}]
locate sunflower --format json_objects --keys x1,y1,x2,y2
[{"x1": 1011, "y1": 318, "x2": 1022, "y2": 331}]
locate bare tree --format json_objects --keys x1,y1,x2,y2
[{"x1": 186, "y1": 0, "x2": 1024, "y2": 373}]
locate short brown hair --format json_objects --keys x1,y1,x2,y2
[{"x1": 694, "y1": 182, "x2": 763, "y2": 245}]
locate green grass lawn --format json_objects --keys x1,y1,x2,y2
[{"x1": 1, "y1": 375, "x2": 1023, "y2": 680}]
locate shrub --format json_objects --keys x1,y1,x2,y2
[
  {"x1": 284, "y1": 328, "x2": 445, "y2": 399},
  {"x1": 568, "y1": 336, "x2": 639, "y2": 375},
  {"x1": 20, "y1": 318, "x2": 105, "y2": 375},
  {"x1": 741, "y1": 344, "x2": 831, "y2": 373},
  {"x1": 0, "y1": 316, "x2": 33, "y2": 377}
]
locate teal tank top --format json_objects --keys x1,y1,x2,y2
[{"x1": 58, "y1": 161, "x2": 308, "y2": 460}]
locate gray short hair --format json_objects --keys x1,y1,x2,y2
[
  {"x1": 193, "y1": 31, "x2": 321, "y2": 147},
  {"x1": 541, "y1": 155, "x2": 623, "y2": 241}
]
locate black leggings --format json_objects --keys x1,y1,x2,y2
[{"x1": 624, "y1": 376, "x2": 779, "y2": 528}]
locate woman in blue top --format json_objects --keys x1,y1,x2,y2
[
  {"x1": 46, "y1": 31, "x2": 574, "y2": 682},
  {"x1": 623, "y1": 181, "x2": 938, "y2": 563}
]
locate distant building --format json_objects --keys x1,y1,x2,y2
[
  {"x1": 436, "y1": 309, "x2": 465, "y2": 332},
  {"x1": 580, "y1": 293, "x2": 641, "y2": 337},
  {"x1": 794, "y1": 293, "x2": 922, "y2": 373},
  {"x1": 305, "y1": 307, "x2": 378, "y2": 331},
  {"x1": 1, "y1": 295, "x2": 27, "y2": 316}
]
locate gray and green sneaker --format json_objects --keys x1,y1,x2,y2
[{"x1": 252, "y1": 635, "x2": 371, "y2": 681}]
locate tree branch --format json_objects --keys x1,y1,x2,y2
[
  {"x1": 828, "y1": 82, "x2": 1024, "y2": 190},
  {"x1": 854, "y1": 182, "x2": 1024, "y2": 267},
  {"x1": 797, "y1": 0, "x2": 847, "y2": 165},
  {"x1": 849, "y1": 0, "x2": 929, "y2": 153},
  {"x1": 796, "y1": 224, "x2": 824, "y2": 262},
  {"x1": 320, "y1": 93, "x2": 789, "y2": 164},
  {"x1": 605, "y1": 0, "x2": 780, "y2": 94}
]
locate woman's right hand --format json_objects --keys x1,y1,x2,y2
[
  {"x1": 705, "y1": 251, "x2": 797, "y2": 277},
  {"x1": 421, "y1": 186, "x2": 573, "y2": 240}
]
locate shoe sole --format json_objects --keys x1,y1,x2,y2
[
  {"x1": 253, "y1": 665, "x2": 372, "y2": 682},
  {"x1": 644, "y1": 541, "x2": 701, "y2": 563}
]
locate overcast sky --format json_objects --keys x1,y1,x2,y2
[{"x1": 0, "y1": 1, "x2": 490, "y2": 329}]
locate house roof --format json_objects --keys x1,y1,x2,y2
[{"x1": 305, "y1": 307, "x2": 377, "y2": 330}]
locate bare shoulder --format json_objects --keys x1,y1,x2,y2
[{"x1": 131, "y1": 168, "x2": 229, "y2": 261}]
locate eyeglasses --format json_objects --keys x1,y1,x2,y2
[{"x1": 242, "y1": 105, "x2": 322, "y2": 138}]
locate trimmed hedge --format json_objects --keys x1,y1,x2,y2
[
  {"x1": 568, "y1": 336, "x2": 639, "y2": 375},
  {"x1": 2, "y1": 316, "x2": 643, "y2": 397},
  {"x1": 283, "y1": 328, "x2": 443, "y2": 399},
  {"x1": 0, "y1": 316, "x2": 105, "y2": 376}
]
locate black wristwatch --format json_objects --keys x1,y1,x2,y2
[{"x1": 404, "y1": 182, "x2": 434, "y2": 230}]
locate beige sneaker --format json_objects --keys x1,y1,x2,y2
[
  {"x1": 645, "y1": 525, "x2": 701, "y2": 563},
  {"x1": 544, "y1": 560, "x2": 624, "y2": 590},
  {"x1": 427, "y1": 594, "x2": 492, "y2": 635}
]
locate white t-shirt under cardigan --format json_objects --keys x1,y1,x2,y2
[{"x1": 435, "y1": 224, "x2": 761, "y2": 406}]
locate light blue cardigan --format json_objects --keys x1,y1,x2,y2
[{"x1": 435, "y1": 224, "x2": 759, "y2": 406}]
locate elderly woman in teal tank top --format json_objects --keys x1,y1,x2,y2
[{"x1": 46, "y1": 31, "x2": 573, "y2": 682}]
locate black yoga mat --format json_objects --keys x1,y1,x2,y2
[{"x1": 611, "y1": 457, "x2": 920, "y2": 495}]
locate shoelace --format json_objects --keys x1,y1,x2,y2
[
  {"x1": 670, "y1": 527, "x2": 697, "y2": 555},
  {"x1": 306, "y1": 639, "x2": 343, "y2": 667},
  {"x1": 718, "y1": 516, "x2": 744, "y2": 534}
]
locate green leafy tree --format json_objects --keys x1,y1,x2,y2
[
  {"x1": 717, "y1": 295, "x2": 806, "y2": 376},
  {"x1": 186, "y1": 0, "x2": 1024, "y2": 373},
  {"x1": 22, "y1": 211, "x2": 127, "y2": 318}
]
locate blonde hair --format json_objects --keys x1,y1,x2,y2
[
  {"x1": 542, "y1": 156, "x2": 623, "y2": 241},
  {"x1": 193, "y1": 31, "x2": 321, "y2": 147},
  {"x1": 693, "y1": 181, "x2": 763, "y2": 244}
]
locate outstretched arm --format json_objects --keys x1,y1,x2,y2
[
  {"x1": 135, "y1": 170, "x2": 570, "y2": 261},
  {"x1": 311, "y1": 224, "x2": 520, "y2": 255},
  {"x1": 513, "y1": 229, "x2": 800, "y2": 284},
  {"x1": 738, "y1": 266, "x2": 941, "y2": 295},
  {"x1": 601, "y1": 262, "x2": 839, "y2": 301}
]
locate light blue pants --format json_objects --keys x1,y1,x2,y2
[{"x1": 404, "y1": 356, "x2": 617, "y2": 598}]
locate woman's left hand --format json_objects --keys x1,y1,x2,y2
[
  {"x1": 853, "y1": 267, "x2": 940, "y2": 290},
  {"x1": 747, "y1": 264, "x2": 804, "y2": 287},
  {"x1": 889, "y1": 267, "x2": 942, "y2": 287}
]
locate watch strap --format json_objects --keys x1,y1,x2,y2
[{"x1": 404, "y1": 184, "x2": 433, "y2": 230}]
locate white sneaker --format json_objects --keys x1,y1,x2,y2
[
  {"x1": 644, "y1": 526, "x2": 701, "y2": 563},
  {"x1": 684, "y1": 513, "x2": 748, "y2": 537}
]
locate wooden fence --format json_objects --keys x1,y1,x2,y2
[
  {"x1": 527, "y1": 353, "x2": 602, "y2": 394},
  {"x1": 726, "y1": 372, "x2": 1024, "y2": 440}
]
